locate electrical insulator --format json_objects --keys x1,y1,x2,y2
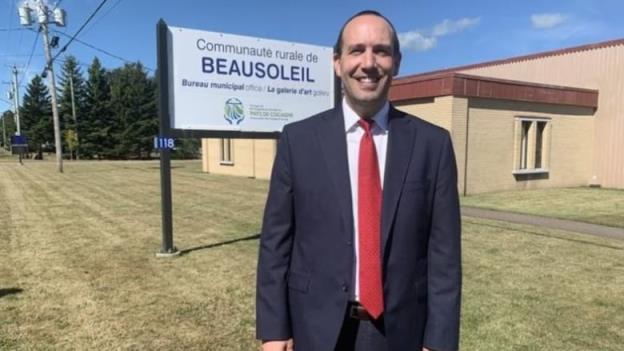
[
  {"x1": 53, "y1": 8, "x2": 66, "y2": 27},
  {"x1": 18, "y1": 6, "x2": 33, "y2": 26}
]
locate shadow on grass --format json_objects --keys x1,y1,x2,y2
[
  {"x1": 0, "y1": 288, "x2": 23, "y2": 298},
  {"x1": 180, "y1": 233, "x2": 260, "y2": 256},
  {"x1": 468, "y1": 220, "x2": 624, "y2": 251}
]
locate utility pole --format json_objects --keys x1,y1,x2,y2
[
  {"x1": 39, "y1": 1, "x2": 63, "y2": 172},
  {"x1": 11, "y1": 67, "x2": 24, "y2": 164},
  {"x1": 9, "y1": 77, "x2": 24, "y2": 164},
  {"x1": 4, "y1": 72, "x2": 23, "y2": 163},
  {"x1": 1, "y1": 109, "x2": 6, "y2": 150},
  {"x1": 11, "y1": 66, "x2": 21, "y2": 136},
  {"x1": 69, "y1": 74, "x2": 79, "y2": 160},
  {"x1": 2, "y1": 93, "x2": 11, "y2": 150},
  {"x1": 19, "y1": 0, "x2": 66, "y2": 173}
]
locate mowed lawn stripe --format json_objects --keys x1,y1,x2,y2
[
  {"x1": 462, "y1": 217, "x2": 624, "y2": 350},
  {"x1": 2, "y1": 163, "x2": 177, "y2": 348},
  {"x1": 0, "y1": 161, "x2": 263, "y2": 350},
  {"x1": 1, "y1": 163, "x2": 112, "y2": 348}
]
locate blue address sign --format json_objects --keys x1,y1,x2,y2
[{"x1": 154, "y1": 136, "x2": 175, "y2": 150}]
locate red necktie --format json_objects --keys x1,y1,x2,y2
[{"x1": 357, "y1": 118, "x2": 384, "y2": 319}]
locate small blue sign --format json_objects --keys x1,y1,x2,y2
[
  {"x1": 154, "y1": 136, "x2": 175, "y2": 150},
  {"x1": 11, "y1": 135, "x2": 27, "y2": 146}
]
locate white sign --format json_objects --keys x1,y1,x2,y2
[{"x1": 167, "y1": 26, "x2": 335, "y2": 132}]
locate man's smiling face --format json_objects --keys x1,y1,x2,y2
[{"x1": 334, "y1": 14, "x2": 401, "y2": 118}]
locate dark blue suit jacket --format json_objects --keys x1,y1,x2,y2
[{"x1": 256, "y1": 105, "x2": 461, "y2": 351}]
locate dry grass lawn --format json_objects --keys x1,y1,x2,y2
[
  {"x1": 0, "y1": 158, "x2": 623, "y2": 350},
  {"x1": 462, "y1": 187, "x2": 624, "y2": 228}
]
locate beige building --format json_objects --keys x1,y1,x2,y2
[
  {"x1": 202, "y1": 38, "x2": 623, "y2": 194},
  {"x1": 202, "y1": 138, "x2": 276, "y2": 179}
]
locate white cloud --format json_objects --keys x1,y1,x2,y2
[
  {"x1": 397, "y1": 32, "x2": 437, "y2": 52},
  {"x1": 531, "y1": 13, "x2": 566, "y2": 29},
  {"x1": 399, "y1": 17, "x2": 481, "y2": 52},
  {"x1": 432, "y1": 17, "x2": 481, "y2": 36}
]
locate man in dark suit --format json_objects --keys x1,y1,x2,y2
[{"x1": 256, "y1": 10, "x2": 461, "y2": 351}]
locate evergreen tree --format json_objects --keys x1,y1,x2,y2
[
  {"x1": 20, "y1": 75, "x2": 53, "y2": 158},
  {"x1": 57, "y1": 56, "x2": 86, "y2": 159},
  {"x1": 83, "y1": 57, "x2": 112, "y2": 159},
  {"x1": 109, "y1": 62, "x2": 157, "y2": 159},
  {"x1": 1, "y1": 110, "x2": 17, "y2": 149},
  {"x1": 172, "y1": 138, "x2": 200, "y2": 159}
]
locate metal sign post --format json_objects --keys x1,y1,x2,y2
[{"x1": 155, "y1": 19, "x2": 179, "y2": 257}]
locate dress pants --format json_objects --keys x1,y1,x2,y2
[{"x1": 334, "y1": 304, "x2": 388, "y2": 351}]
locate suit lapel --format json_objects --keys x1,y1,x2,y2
[
  {"x1": 315, "y1": 107, "x2": 354, "y2": 239},
  {"x1": 381, "y1": 107, "x2": 416, "y2": 257}
]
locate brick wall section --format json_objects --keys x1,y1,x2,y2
[
  {"x1": 253, "y1": 139, "x2": 277, "y2": 179},
  {"x1": 394, "y1": 96, "x2": 469, "y2": 194},
  {"x1": 450, "y1": 97, "x2": 469, "y2": 195},
  {"x1": 394, "y1": 96, "x2": 453, "y2": 132},
  {"x1": 465, "y1": 98, "x2": 594, "y2": 194},
  {"x1": 202, "y1": 138, "x2": 276, "y2": 179},
  {"x1": 201, "y1": 139, "x2": 210, "y2": 173}
]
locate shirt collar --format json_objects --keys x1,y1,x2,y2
[{"x1": 342, "y1": 98, "x2": 390, "y2": 133}]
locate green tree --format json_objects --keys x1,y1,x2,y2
[
  {"x1": 172, "y1": 138, "x2": 200, "y2": 159},
  {"x1": 82, "y1": 57, "x2": 112, "y2": 159},
  {"x1": 57, "y1": 56, "x2": 86, "y2": 159},
  {"x1": 108, "y1": 62, "x2": 157, "y2": 159},
  {"x1": 1, "y1": 110, "x2": 17, "y2": 149},
  {"x1": 20, "y1": 75, "x2": 53, "y2": 158},
  {"x1": 64, "y1": 129, "x2": 78, "y2": 160}
]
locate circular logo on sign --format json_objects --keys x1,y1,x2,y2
[{"x1": 224, "y1": 98, "x2": 245, "y2": 125}]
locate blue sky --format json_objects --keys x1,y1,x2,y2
[{"x1": 2, "y1": 0, "x2": 624, "y2": 111}]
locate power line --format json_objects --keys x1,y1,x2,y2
[
  {"x1": 0, "y1": 54, "x2": 44, "y2": 58},
  {"x1": 19, "y1": 28, "x2": 41, "y2": 87},
  {"x1": 0, "y1": 28, "x2": 31, "y2": 32},
  {"x1": 4, "y1": 0, "x2": 16, "y2": 39},
  {"x1": 3, "y1": 0, "x2": 17, "y2": 69},
  {"x1": 81, "y1": 0, "x2": 124, "y2": 36},
  {"x1": 51, "y1": 0, "x2": 110, "y2": 63},
  {"x1": 50, "y1": 29, "x2": 154, "y2": 71}
]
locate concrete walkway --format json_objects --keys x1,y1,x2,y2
[{"x1": 461, "y1": 207, "x2": 624, "y2": 241}]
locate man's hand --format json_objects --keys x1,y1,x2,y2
[
  {"x1": 423, "y1": 348, "x2": 431, "y2": 351},
  {"x1": 262, "y1": 339, "x2": 294, "y2": 351}
]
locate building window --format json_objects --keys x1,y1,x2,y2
[
  {"x1": 534, "y1": 121, "x2": 546, "y2": 169},
  {"x1": 514, "y1": 118, "x2": 550, "y2": 174},
  {"x1": 519, "y1": 121, "x2": 531, "y2": 170},
  {"x1": 220, "y1": 138, "x2": 233, "y2": 165}
]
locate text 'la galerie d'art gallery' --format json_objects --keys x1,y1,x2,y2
[{"x1": 201, "y1": 38, "x2": 624, "y2": 195}]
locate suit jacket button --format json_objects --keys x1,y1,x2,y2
[{"x1": 341, "y1": 284, "x2": 348, "y2": 292}]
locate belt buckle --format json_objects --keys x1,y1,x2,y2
[{"x1": 349, "y1": 303, "x2": 371, "y2": 321}]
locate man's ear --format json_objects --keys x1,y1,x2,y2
[
  {"x1": 393, "y1": 53, "x2": 402, "y2": 76},
  {"x1": 333, "y1": 53, "x2": 342, "y2": 78}
]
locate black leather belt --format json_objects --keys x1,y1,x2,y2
[{"x1": 348, "y1": 302, "x2": 373, "y2": 321}]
